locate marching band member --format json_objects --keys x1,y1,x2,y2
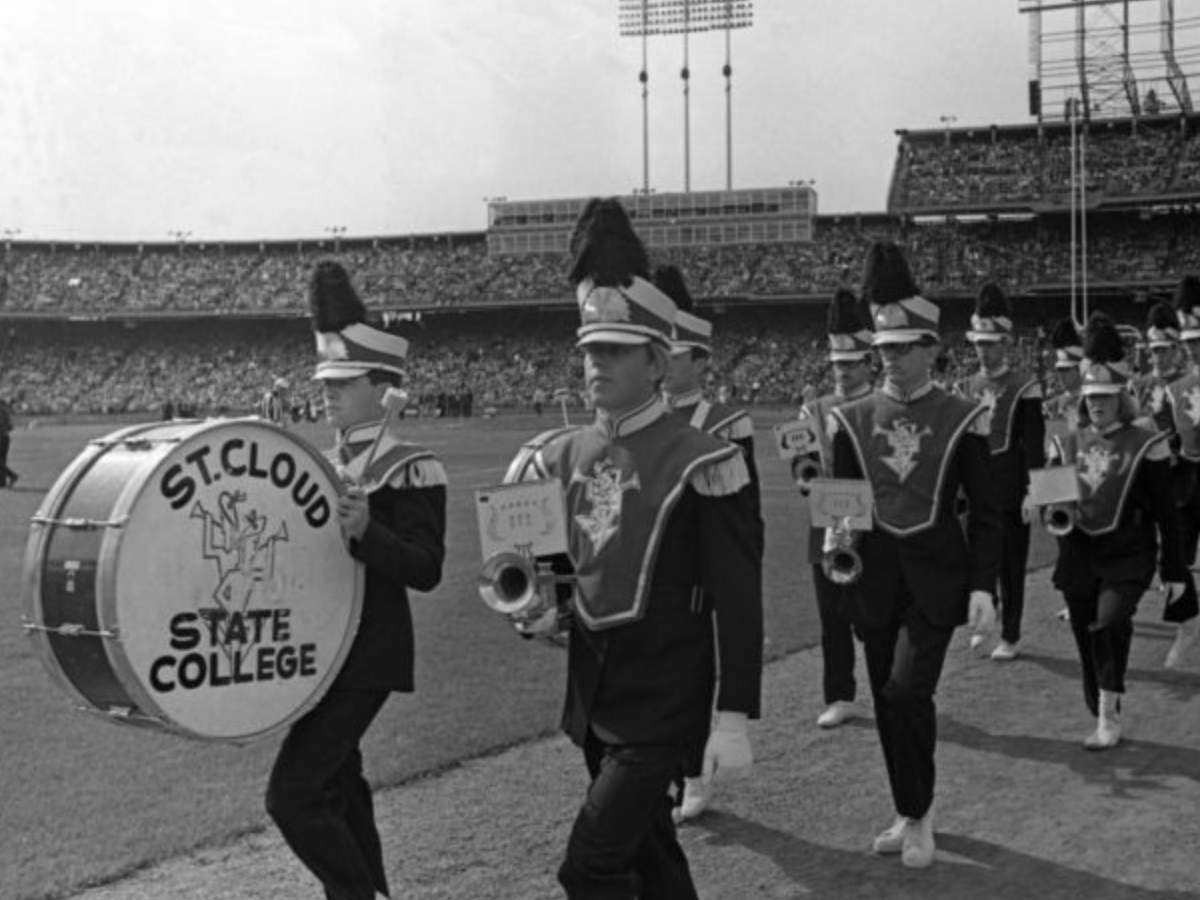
[
  {"x1": 827, "y1": 242, "x2": 1000, "y2": 869},
  {"x1": 1046, "y1": 317, "x2": 1084, "y2": 434},
  {"x1": 793, "y1": 288, "x2": 873, "y2": 729},
  {"x1": 505, "y1": 199, "x2": 762, "y2": 900},
  {"x1": 261, "y1": 376, "x2": 293, "y2": 428},
  {"x1": 959, "y1": 283, "x2": 1045, "y2": 660},
  {"x1": 1154, "y1": 276, "x2": 1200, "y2": 666},
  {"x1": 1132, "y1": 301, "x2": 1182, "y2": 432},
  {"x1": 265, "y1": 260, "x2": 447, "y2": 900},
  {"x1": 654, "y1": 262, "x2": 764, "y2": 823},
  {"x1": 1048, "y1": 313, "x2": 1186, "y2": 749}
]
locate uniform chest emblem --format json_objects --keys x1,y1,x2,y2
[
  {"x1": 873, "y1": 418, "x2": 933, "y2": 483},
  {"x1": 571, "y1": 457, "x2": 640, "y2": 555},
  {"x1": 1183, "y1": 385, "x2": 1200, "y2": 427},
  {"x1": 1078, "y1": 444, "x2": 1117, "y2": 492}
]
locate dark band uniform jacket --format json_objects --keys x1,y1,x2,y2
[
  {"x1": 328, "y1": 423, "x2": 447, "y2": 690},
  {"x1": 506, "y1": 398, "x2": 763, "y2": 751},
  {"x1": 829, "y1": 382, "x2": 1002, "y2": 630},
  {"x1": 958, "y1": 367, "x2": 1045, "y2": 509}
]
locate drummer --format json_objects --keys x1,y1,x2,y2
[{"x1": 265, "y1": 260, "x2": 447, "y2": 900}]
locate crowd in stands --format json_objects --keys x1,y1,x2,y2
[
  {"x1": 893, "y1": 116, "x2": 1200, "y2": 210},
  {"x1": 0, "y1": 305, "x2": 1074, "y2": 420}
]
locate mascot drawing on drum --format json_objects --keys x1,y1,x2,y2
[{"x1": 191, "y1": 490, "x2": 289, "y2": 614}]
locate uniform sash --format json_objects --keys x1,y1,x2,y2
[
  {"x1": 833, "y1": 388, "x2": 984, "y2": 536},
  {"x1": 1168, "y1": 371, "x2": 1200, "y2": 461},
  {"x1": 1053, "y1": 425, "x2": 1163, "y2": 535},
  {"x1": 330, "y1": 421, "x2": 438, "y2": 492},
  {"x1": 522, "y1": 413, "x2": 740, "y2": 630},
  {"x1": 961, "y1": 368, "x2": 1038, "y2": 455}
]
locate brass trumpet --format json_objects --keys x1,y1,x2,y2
[
  {"x1": 1045, "y1": 504, "x2": 1076, "y2": 537},
  {"x1": 792, "y1": 455, "x2": 822, "y2": 494},
  {"x1": 821, "y1": 516, "x2": 863, "y2": 586},
  {"x1": 478, "y1": 550, "x2": 575, "y2": 642}
]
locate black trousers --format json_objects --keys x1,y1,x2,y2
[
  {"x1": 559, "y1": 730, "x2": 696, "y2": 900},
  {"x1": 996, "y1": 508, "x2": 1031, "y2": 644},
  {"x1": 1063, "y1": 586, "x2": 1141, "y2": 716},
  {"x1": 266, "y1": 688, "x2": 391, "y2": 900},
  {"x1": 812, "y1": 564, "x2": 857, "y2": 705},
  {"x1": 860, "y1": 605, "x2": 954, "y2": 821},
  {"x1": 0, "y1": 433, "x2": 14, "y2": 487},
  {"x1": 1169, "y1": 480, "x2": 1200, "y2": 624}
]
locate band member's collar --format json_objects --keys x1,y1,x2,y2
[
  {"x1": 664, "y1": 387, "x2": 703, "y2": 409},
  {"x1": 596, "y1": 396, "x2": 667, "y2": 439},
  {"x1": 835, "y1": 382, "x2": 873, "y2": 402},
  {"x1": 982, "y1": 363, "x2": 1010, "y2": 380},
  {"x1": 881, "y1": 379, "x2": 934, "y2": 404},
  {"x1": 336, "y1": 419, "x2": 385, "y2": 461}
]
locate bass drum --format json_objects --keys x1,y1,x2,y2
[{"x1": 22, "y1": 418, "x2": 362, "y2": 743}]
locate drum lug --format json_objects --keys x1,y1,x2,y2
[{"x1": 22, "y1": 619, "x2": 120, "y2": 640}]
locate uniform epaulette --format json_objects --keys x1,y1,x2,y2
[
  {"x1": 1145, "y1": 433, "x2": 1171, "y2": 462},
  {"x1": 718, "y1": 413, "x2": 755, "y2": 441},
  {"x1": 386, "y1": 456, "x2": 448, "y2": 489},
  {"x1": 690, "y1": 449, "x2": 750, "y2": 496},
  {"x1": 505, "y1": 425, "x2": 582, "y2": 483}
]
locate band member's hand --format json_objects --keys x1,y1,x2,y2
[
  {"x1": 702, "y1": 711, "x2": 752, "y2": 783},
  {"x1": 1162, "y1": 581, "x2": 1187, "y2": 605},
  {"x1": 968, "y1": 590, "x2": 996, "y2": 637},
  {"x1": 1020, "y1": 493, "x2": 1035, "y2": 525},
  {"x1": 514, "y1": 607, "x2": 560, "y2": 639},
  {"x1": 337, "y1": 487, "x2": 370, "y2": 545}
]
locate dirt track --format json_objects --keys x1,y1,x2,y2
[{"x1": 70, "y1": 569, "x2": 1200, "y2": 900}]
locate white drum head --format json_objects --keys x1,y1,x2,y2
[{"x1": 106, "y1": 420, "x2": 360, "y2": 741}]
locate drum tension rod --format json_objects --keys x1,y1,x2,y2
[
  {"x1": 30, "y1": 515, "x2": 129, "y2": 530},
  {"x1": 22, "y1": 620, "x2": 120, "y2": 639}
]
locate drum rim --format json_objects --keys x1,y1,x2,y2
[{"x1": 28, "y1": 418, "x2": 364, "y2": 743}]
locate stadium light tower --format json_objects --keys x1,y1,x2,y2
[
  {"x1": 167, "y1": 230, "x2": 192, "y2": 255},
  {"x1": 619, "y1": 1, "x2": 754, "y2": 193},
  {"x1": 324, "y1": 225, "x2": 347, "y2": 252},
  {"x1": 2, "y1": 228, "x2": 20, "y2": 254}
]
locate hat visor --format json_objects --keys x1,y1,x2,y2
[
  {"x1": 576, "y1": 325, "x2": 667, "y2": 348},
  {"x1": 1148, "y1": 340, "x2": 1176, "y2": 349},
  {"x1": 671, "y1": 340, "x2": 712, "y2": 356},
  {"x1": 1080, "y1": 383, "x2": 1125, "y2": 397},
  {"x1": 312, "y1": 361, "x2": 405, "y2": 382},
  {"x1": 829, "y1": 349, "x2": 872, "y2": 362},
  {"x1": 873, "y1": 329, "x2": 937, "y2": 346},
  {"x1": 1053, "y1": 360, "x2": 1080, "y2": 370},
  {"x1": 966, "y1": 331, "x2": 1006, "y2": 343}
]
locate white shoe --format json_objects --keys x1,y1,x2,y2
[
  {"x1": 1056, "y1": 607, "x2": 1071, "y2": 622},
  {"x1": 1165, "y1": 618, "x2": 1200, "y2": 669},
  {"x1": 673, "y1": 777, "x2": 712, "y2": 822},
  {"x1": 901, "y1": 812, "x2": 936, "y2": 868},
  {"x1": 990, "y1": 641, "x2": 1020, "y2": 661},
  {"x1": 968, "y1": 633, "x2": 986, "y2": 650},
  {"x1": 816, "y1": 700, "x2": 866, "y2": 729},
  {"x1": 1084, "y1": 690, "x2": 1122, "y2": 750},
  {"x1": 871, "y1": 817, "x2": 908, "y2": 855}
]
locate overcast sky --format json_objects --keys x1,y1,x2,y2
[{"x1": 0, "y1": 0, "x2": 1036, "y2": 243}]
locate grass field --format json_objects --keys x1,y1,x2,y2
[{"x1": 0, "y1": 412, "x2": 1057, "y2": 900}]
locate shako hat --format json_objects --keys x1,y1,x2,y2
[
  {"x1": 966, "y1": 282, "x2": 1012, "y2": 343},
  {"x1": 827, "y1": 288, "x2": 873, "y2": 361},
  {"x1": 1080, "y1": 312, "x2": 1132, "y2": 396},
  {"x1": 654, "y1": 264, "x2": 712, "y2": 355},
  {"x1": 309, "y1": 260, "x2": 408, "y2": 381},
  {"x1": 1175, "y1": 274, "x2": 1200, "y2": 341},
  {"x1": 1145, "y1": 301, "x2": 1180, "y2": 349},
  {"x1": 1049, "y1": 317, "x2": 1083, "y2": 370},
  {"x1": 861, "y1": 242, "x2": 940, "y2": 345},
  {"x1": 569, "y1": 198, "x2": 675, "y2": 348}
]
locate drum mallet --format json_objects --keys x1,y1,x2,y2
[{"x1": 356, "y1": 387, "x2": 409, "y2": 490}]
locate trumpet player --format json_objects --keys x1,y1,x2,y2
[
  {"x1": 1151, "y1": 275, "x2": 1200, "y2": 666},
  {"x1": 265, "y1": 261, "x2": 447, "y2": 900},
  {"x1": 826, "y1": 242, "x2": 1000, "y2": 869},
  {"x1": 504, "y1": 199, "x2": 762, "y2": 900},
  {"x1": 958, "y1": 283, "x2": 1045, "y2": 661},
  {"x1": 654, "y1": 263, "x2": 764, "y2": 823},
  {"x1": 794, "y1": 288, "x2": 873, "y2": 730},
  {"x1": 1048, "y1": 312, "x2": 1186, "y2": 749}
]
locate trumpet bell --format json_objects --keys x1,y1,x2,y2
[
  {"x1": 822, "y1": 547, "x2": 863, "y2": 586},
  {"x1": 793, "y1": 457, "x2": 822, "y2": 492},
  {"x1": 1046, "y1": 505, "x2": 1076, "y2": 537},
  {"x1": 478, "y1": 551, "x2": 540, "y2": 616}
]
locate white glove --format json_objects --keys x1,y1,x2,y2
[
  {"x1": 968, "y1": 590, "x2": 996, "y2": 639},
  {"x1": 701, "y1": 711, "x2": 753, "y2": 783},
  {"x1": 1020, "y1": 493, "x2": 1034, "y2": 525},
  {"x1": 1162, "y1": 581, "x2": 1187, "y2": 605}
]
